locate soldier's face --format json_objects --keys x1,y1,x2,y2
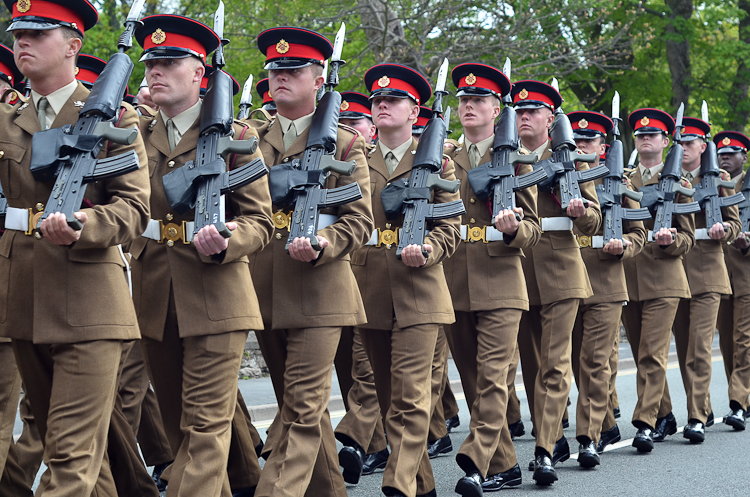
[
  {"x1": 340, "y1": 117, "x2": 376, "y2": 142},
  {"x1": 458, "y1": 95, "x2": 500, "y2": 129},
  {"x1": 516, "y1": 107, "x2": 554, "y2": 144},
  {"x1": 634, "y1": 132, "x2": 668, "y2": 156},
  {"x1": 680, "y1": 139, "x2": 706, "y2": 170},
  {"x1": 371, "y1": 96, "x2": 419, "y2": 132},
  {"x1": 13, "y1": 28, "x2": 80, "y2": 81},
  {"x1": 718, "y1": 151, "x2": 746, "y2": 177},
  {"x1": 0, "y1": 80, "x2": 11, "y2": 104},
  {"x1": 268, "y1": 66, "x2": 322, "y2": 108},
  {"x1": 574, "y1": 137, "x2": 604, "y2": 157},
  {"x1": 144, "y1": 57, "x2": 203, "y2": 113}
]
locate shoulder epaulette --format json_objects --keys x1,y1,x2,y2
[
  {"x1": 337, "y1": 122, "x2": 359, "y2": 137},
  {"x1": 247, "y1": 108, "x2": 274, "y2": 122},
  {"x1": 6, "y1": 89, "x2": 27, "y2": 105},
  {"x1": 443, "y1": 139, "x2": 460, "y2": 154},
  {"x1": 365, "y1": 143, "x2": 376, "y2": 151},
  {"x1": 233, "y1": 118, "x2": 250, "y2": 130},
  {"x1": 136, "y1": 104, "x2": 156, "y2": 118}
]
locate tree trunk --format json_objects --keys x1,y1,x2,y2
[
  {"x1": 105, "y1": 0, "x2": 119, "y2": 29},
  {"x1": 727, "y1": 0, "x2": 750, "y2": 131},
  {"x1": 664, "y1": 0, "x2": 693, "y2": 113}
]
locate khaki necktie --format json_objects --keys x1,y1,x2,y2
[
  {"x1": 684, "y1": 171, "x2": 694, "y2": 183},
  {"x1": 283, "y1": 121, "x2": 297, "y2": 151},
  {"x1": 37, "y1": 97, "x2": 48, "y2": 131},
  {"x1": 641, "y1": 168, "x2": 651, "y2": 183},
  {"x1": 385, "y1": 151, "x2": 398, "y2": 176},
  {"x1": 166, "y1": 118, "x2": 176, "y2": 152},
  {"x1": 469, "y1": 143, "x2": 481, "y2": 169}
]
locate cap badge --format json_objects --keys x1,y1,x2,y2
[
  {"x1": 578, "y1": 119, "x2": 588, "y2": 129},
  {"x1": 378, "y1": 75, "x2": 390, "y2": 88},
  {"x1": 640, "y1": 116, "x2": 650, "y2": 126},
  {"x1": 17, "y1": 0, "x2": 30, "y2": 13},
  {"x1": 74, "y1": 67, "x2": 79, "y2": 75},
  {"x1": 151, "y1": 29, "x2": 166, "y2": 45},
  {"x1": 465, "y1": 73, "x2": 477, "y2": 85},
  {"x1": 340, "y1": 100, "x2": 349, "y2": 111},
  {"x1": 519, "y1": 88, "x2": 529, "y2": 99},
  {"x1": 723, "y1": 137, "x2": 732, "y2": 146},
  {"x1": 276, "y1": 39, "x2": 290, "y2": 54}
]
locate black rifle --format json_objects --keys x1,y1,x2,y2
[
  {"x1": 638, "y1": 104, "x2": 701, "y2": 233},
  {"x1": 0, "y1": 183, "x2": 7, "y2": 227},
  {"x1": 28, "y1": 2, "x2": 146, "y2": 230},
  {"x1": 738, "y1": 171, "x2": 750, "y2": 232},
  {"x1": 162, "y1": 10, "x2": 268, "y2": 238},
  {"x1": 693, "y1": 136, "x2": 743, "y2": 229},
  {"x1": 467, "y1": 106, "x2": 544, "y2": 220},
  {"x1": 267, "y1": 24, "x2": 362, "y2": 252},
  {"x1": 380, "y1": 60, "x2": 466, "y2": 259},
  {"x1": 534, "y1": 110, "x2": 607, "y2": 209}
]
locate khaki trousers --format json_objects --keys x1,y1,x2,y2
[
  {"x1": 142, "y1": 288, "x2": 246, "y2": 497},
  {"x1": 444, "y1": 309, "x2": 521, "y2": 476},
  {"x1": 135, "y1": 382, "x2": 174, "y2": 467},
  {"x1": 0, "y1": 342, "x2": 31, "y2": 497},
  {"x1": 14, "y1": 390, "x2": 43, "y2": 489},
  {"x1": 602, "y1": 330, "x2": 621, "y2": 432},
  {"x1": 227, "y1": 390, "x2": 262, "y2": 491},
  {"x1": 442, "y1": 379, "x2": 460, "y2": 421},
  {"x1": 517, "y1": 309, "x2": 542, "y2": 432},
  {"x1": 718, "y1": 295, "x2": 750, "y2": 409},
  {"x1": 427, "y1": 327, "x2": 449, "y2": 443},
  {"x1": 360, "y1": 324, "x2": 438, "y2": 497},
  {"x1": 13, "y1": 339, "x2": 121, "y2": 497},
  {"x1": 254, "y1": 326, "x2": 346, "y2": 497},
  {"x1": 506, "y1": 344, "x2": 522, "y2": 426},
  {"x1": 571, "y1": 302, "x2": 623, "y2": 443},
  {"x1": 334, "y1": 327, "x2": 387, "y2": 453},
  {"x1": 621, "y1": 298, "x2": 680, "y2": 428}
]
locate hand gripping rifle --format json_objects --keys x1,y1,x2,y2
[
  {"x1": 28, "y1": 0, "x2": 147, "y2": 230},
  {"x1": 237, "y1": 74, "x2": 253, "y2": 121},
  {"x1": 533, "y1": 87, "x2": 608, "y2": 209},
  {"x1": 467, "y1": 58, "x2": 543, "y2": 221},
  {"x1": 267, "y1": 23, "x2": 363, "y2": 252},
  {"x1": 380, "y1": 58, "x2": 466, "y2": 259},
  {"x1": 162, "y1": 1, "x2": 268, "y2": 238},
  {"x1": 693, "y1": 100, "x2": 743, "y2": 229},
  {"x1": 638, "y1": 103, "x2": 701, "y2": 234},
  {"x1": 596, "y1": 91, "x2": 652, "y2": 243}
]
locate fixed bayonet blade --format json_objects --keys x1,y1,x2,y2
[
  {"x1": 503, "y1": 57, "x2": 511, "y2": 80},
  {"x1": 701, "y1": 100, "x2": 709, "y2": 124},
  {"x1": 332, "y1": 23, "x2": 345, "y2": 62},
  {"x1": 240, "y1": 75, "x2": 253, "y2": 107},
  {"x1": 675, "y1": 102, "x2": 685, "y2": 129},
  {"x1": 213, "y1": 1, "x2": 225, "y2": 40},
  {"x1": 628, "y1": 149, "x2": 638, "y2": 167},
  {"x1": 612, "y1": 91, "x2": 620, "y2": 121},
  {"x1": 551, "y1": 77, "x2": 559, "y2": 92},
  {"x1": 322, "y1": 59, "x2": 328, "y2": 80},
  {"x1": 444, "y1": 106, "x2": 451, "y2": 126},
  {"x1": 126, "y1": 0, "x2": 146, "y2": 22},
  {"x1": 435, "y1": 58, "x2": 449, "y2": 93}
]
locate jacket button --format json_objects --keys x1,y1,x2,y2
[
  {"x1": 470, "y1": 198, "x2": 476, "y2": 204},
  {"x1": 283, "y1": 158, "x2": 289, "y2": 162},
  {"x1": 167, "y1": 240, "x2": 174, "y2": 247},
  {"x1": 276, "y1": 233, "x2": 282, "y2": 239},
  {"x1": 0, "y1": 151, "x2": 4, "y2": 159},
  {"x1": 469, "y1": 218, "x2": 476, "y2": 224},
  {"x1": 168, "y1": 161, "x2": 175, "y2": 168},
  {"x1": 166, "y1": 213, "x2": 174, "y2": 221},
  {"x1": 35, "y1": 203, "x2": 44, "y2": 212},
  {"x1": 34, "y1": 232, "x2": 41, "y2": 239}
]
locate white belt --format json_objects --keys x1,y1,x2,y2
[
  {"x1": 116, "y1": 244, "x2": 132, "y2": 297},
  {"x1": 459, "y1": 224, "x2": 505, "y2": 242},
  {"x1": 5, "y1": 206, "x2": 32, "y2": 232},
  {"x1": 142, "y1": 219, "x2": 195, "y2": 243},
  {"x1": 365, "y1": 227, "x2": 430, "y2": 247},
  {"x1": 647, "y1": 230, "x2": 679, "y2": 243},
  {"x1": 591, "y1": 236, "x2": 604, "y2": 249},
  {"x1": 694, "y1": 228, "x2": 710, "y2": 240},
  {"x1": 541, "y1": 217, "x2": 574, "y2": 232}
]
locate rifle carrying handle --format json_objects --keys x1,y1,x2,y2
[
  {"x1": 218, "y1": 135, "x2": 258, "y2": 157},
  {"x1": 673, "y1": 184, "x2": 696, "y2": 197},
  {"x1": 94, "y1": 121, "x2": 138, "y2": 145},
  {"x1": 621, "y1": 187, "x2": 644, "y2": 202},
  {"x1": 574, "y1": 152, "x2": 598, "y2": 163},
  {"x1": 511, "y1": 152, "x2": 538, "y2": 165},
  {"x1": 426, "y1": 174, "x2": 460, "y2": 193}
]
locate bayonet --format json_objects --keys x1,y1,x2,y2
[
  {"x1": 238, "y1": 74, "x2": 253, "y2": 120},
  {"x1": 501, "y1": 57, "x2": 512, "y2": 106},
  {"x1": 126, "y1": 0, "x2": 146, "y2": 23},
  {"x1": 213, "y1": 0, "x2": 225, "y2": 41},
  {"x1": 551, "y1": 77, "x2": 559, "y2": 92},
  {"x1": 435, "y1": 58, "x2": 449, "y2": 94},
  {"x1": 628, "y1": 149, "x2": 638, "y2": 167},
  {"x1": 701, "y1": 100, "x2": 709, "y2": 126},
  {"x1": 332, "y1": 22, "x2": 345, "y2": 62}
]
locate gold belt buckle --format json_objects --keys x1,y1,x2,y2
[
  {"x1": 273, "y1": 211, "x2": 292, "y2": 231},
  {"x1": 577, "y1": 235, "x2": 591, "y2": 248},
  {"x1": 25, "y1": 207, "x2": 45, "y2": 236},
  {"x1": 160, "y1": 221, "x2": 190, "y2": 246},
  {"x1": 377, "y1": 227, "x2": 399, "y2": 249},
  {"x1": 465, "y1": 225, "x2": 487, "y2": 243}
]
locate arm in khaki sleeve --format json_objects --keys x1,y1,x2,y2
[
  {"x1": 199, "y1": 124, "x2": 274, "y2": 264},
  {"x1": 423, "y1": 157, "x2": 462, "y2": 267},
  {"x1": 718, "y1": 172, "x2": 742, "y2": 243},
  {"x1": 504, "y1": 163, "x2": 541, "y2": 249},
  {"x1": 571, "y1": 161, "x2": 602, "y2": 236},
  {"x1": 660, "y1": 188, "x2": 696, "y2": 256},
  {"x1": 313, "y1": 131, "x2": 375, "y2": 266},
  {"x1": 72, "y1": 104, "x2": 151, "y2": 250},
  {"x1": 619, "y1": 178, "x2": 647, "y2": 260}
]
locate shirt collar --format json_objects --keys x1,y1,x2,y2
[
  {"x1": 640, "y1": 162, "x2": 664, "y2": 179},
  {"x1": 378, "y1": 137, "x2": 413, "y2": 164},
  {"x1": 31, "y1": 79, "x2": 79, "y2": 117},
  {"x1": 277, "y1": 110, "x2": 315, "y2": 136},
  {"x1": 466, "y1": 134, "x2": 494, "y2": 159},
  {"x1": 530, "y1": 139, "x2": 550, "y2": 161},
  {"x1": 160, "y1": 100, "x2": 202, "y2": 137}
]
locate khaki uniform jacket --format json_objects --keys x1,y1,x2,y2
[
  {"x1": 442, "y1": 140, "x2": 541, "y2": 312},
  {"x1": 129, "y1": 112, "x2": 273, "y2": 339},
  {"x1": 247, "y1": 118, "x2": 374, "y2": 329},
  {"x1": 725, "y1": 171, "x2": 750, "y2": 297},
  {"x1": 575, "y1": 175, "x2": 647, "y2": 305},
  {"x1": 352, "y1": 139, "x2": 461, "y2": 330},
  {"x1": 0, "y1": 82, "x2": 150, "y2": 343},
  {"x1": 623, "y1": 168, "x2": 695, "y2": 301},
  {"x1": 521, "y1": 143, "x2": 602, "y2": 306},
  {"x1": 681, "y1": 169, "x2": 740, "y2": 296}
]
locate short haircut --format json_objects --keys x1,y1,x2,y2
[
  {"x1": 61, "y1": 27, "x2": 83, "y2": 56},
  {"x1": 310, "y1": 63, "x2": 324, "y2": 79}
]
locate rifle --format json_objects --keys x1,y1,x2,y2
[
  {"x1": 380, "y1": 58, "x2": 466, "y2": 259},
  {"x1": 237, "y1": 74, "x2": 253, "y2": 120},
  {"x1": 596, "y1": 91, "x2": 652, "y2": 244},
  {"x1": 738, "y1": 171, "x2": 750, "y2": 232},
  {"x1": 693, "y1": 100, "x2": 743, "y2": 229},
  {"x1": 638, "y1": 103, "x2": 701, "y2": 235},
  {"x1": 267, "y1": 23, "x2": 362, "y2": 252},
  {"x1": 28, "y1": 0, "x2": 147, "y2": 231},
  {"x1": 467, "y1": 57, "x2": 544, "y2": 220},
  {"x1": 162, "y1": 2, "x2": 268, "y2": 238}
]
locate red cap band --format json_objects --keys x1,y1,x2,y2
[
  {"x1": 265, "y1": 41, "x2": 325, "y2": 63},
  {"x1": 459, "y1": 74, "x2": 502, "y2": 95},
  {"x1": 720, "y1": 137, "x2": 747, "y2": 151},
  {"x1": 513, "y1": 90, "x2": 555, "y2": 110},
  {"x1": 13, "y1": 0, "x2": 84, "y2": 31},
  {"x1": 0, "y1": 61, "x2": 14, "y2": 83},
  {"x1": 76, "y1": 67, "x2": 98, "y2": 85},
  {"x1": 682, "y1": 125, "x2": 706, "y2": 137},
  {"x1": 370, "y1": 77, "x2": 421, "y2": 104},
  {"x1": 634, "y1": 116, "x2": 668, "y2": 133},
  {"x1": 572, "y1": 119, "x2": 607, "y2": 135},
  {"x1": 262, "y1": 91, "x2": 272, "y2": 104},
  {"x1": 415, "y1": 115, "x2": 429, "y2": 127},
  {"x1": 341, "y1": 99, "x2": 370, "y2": 116},
  {"x1": 143, "y1": 31, "x2": 208, "y2": 61}
]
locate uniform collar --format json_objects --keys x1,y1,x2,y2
[
  {"x1": 31, "y1": 79, "x2": 78, "y2": 118},
  {"x1": 378, "y1": 137, "x2": 413, "y2": 164},
  {"x1": 277, "y1": 110, "x2": 315, "y2": 136},
  {"x1": 160, "y1": 99, "x2": 202, "y2": 138},
  {"x1": 465, "y1": 134, "x2": 494, "y2": 159}
]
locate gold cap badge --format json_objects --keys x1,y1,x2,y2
[
  {"x1": 340, "y1": 100, "x2": 350, "y2": 111},
  {"x1": 276, "y1": 39, "x2": 289, "y2": 54},
  {"x1": 17, "y1": 0, "x2": 30, "y2": 13},
  {"x1": 519, "y1": 88, "x2": 529, "y2": 99},
  {"x1": 578, "y1": 119, "x2": 588, "y2": 129},
  {"x1": 723, "y1": 137, "x2": 732, "y2": 146},
  {"x1": 378, "y1": 75, "x2": 390, "y2": 88},
  {"x1": 151, "y1": 29, "x2": 166, "y2": 45},
  {"x1": 465, "y1": 73, "x2": 477, "y2": 85},
  {"x1": 640, "y1": 116, "x2": 650, "y2": 126}
]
